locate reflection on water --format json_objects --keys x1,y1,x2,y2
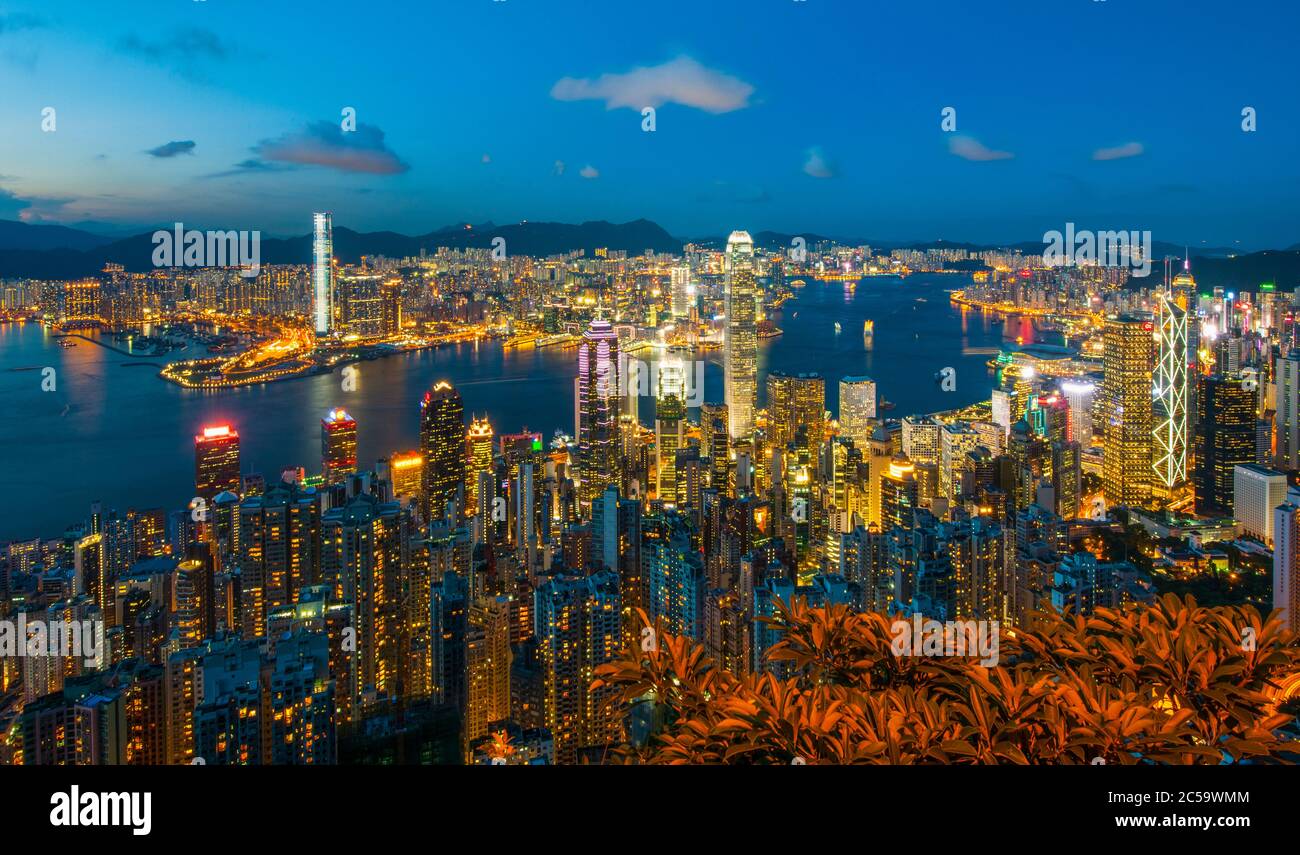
[{"x1": 1, "y1": 274, "x2": 1015, "y2": 538}]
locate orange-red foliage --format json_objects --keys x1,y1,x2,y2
[{"x1": 593, "y1": 595, "x2": 1300, "y2": 764}]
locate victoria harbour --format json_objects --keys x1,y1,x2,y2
[{"x1": 0, "y1": 274, "x2": 1007, "y2": 539}]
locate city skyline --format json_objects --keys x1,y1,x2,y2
[
  {"x1": 4, "y1": 205, "x2": 1299, "y2": 771},
  {"x1": 2, "y1": 0, "x2": 1298, "y2": 782}
]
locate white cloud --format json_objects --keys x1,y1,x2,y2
[
  {"x1": 948, "y1": 135, "x2": 1014, "y2": 161},
  {"x1": 551, "y1": 56, "x2": 754, "y2": 114},
  {"x1": 1092, "y1": 142, "x2": 1144, "y2": 161},
  {"x1": 802, "y1": 147, "x2": 834, "y2": 178},
  {"x1": 579, "y1": 164, "x2": 599, "y2": 179}
]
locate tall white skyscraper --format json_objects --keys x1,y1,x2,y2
[
  {"x1": 669, "y1": 265, "x2": 692, "y2": 319},
  {"x1": 1153, "y1": 294, "x2": 1189, "y2": 491},
  {"x1": 724, "y1": 230, "x2": 757, "y2": 440},
  {"x1": 312, "y1": 212, "x2": 334, "y2": 335},
  {"x1": 838, "y1": 376, "x2": 877, "y2": 446}
]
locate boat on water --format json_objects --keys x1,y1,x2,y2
[
  {"x1": 863, "y1": 319, "x2": 874, "y2": 335},
  {"x1": 834, "y1": 322, "x2": 842, "y2": 334},
  {"x1": 58, "y1": 338, "x2": 77, "y2": 348}
]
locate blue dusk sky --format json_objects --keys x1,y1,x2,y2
[{"x1": 0, "y1": 0, "x2": 1296, "y2": 247}]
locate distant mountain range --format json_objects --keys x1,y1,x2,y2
[
  {"x1": 1, "y1": 217, "x2": 1296, "y2": 291},
  {"x1": 0, "y1": 218, "x2": 683, "y2": 278},
  {"x1": 0, "y1": 219, "x2": 116, "y2": 253}
]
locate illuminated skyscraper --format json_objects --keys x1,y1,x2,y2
[
  {"x1": 591, "y1": 485, "x2": 643, "y2": 632},
  {"x1": 675, "y1": 447, "x2": 704, "y2": 511},
  {"x1": 766, "y1": 371, "x2": 825, "y2": 451},
  {"x1": 992, "y1": 362, "x2": 1037, "y2": 436},
  {"x1": 321, "y1": 493, "x2": 412, "y2": 715},
  {"x1": 74, "y1": 533, "x2": 107, "y2": 619},
  {"x1": 1006, "y1": 420, "x2": 1047, "y2": 513},
  {"x1": 724, "y1": 230, "x2": 757, "y2": 440},
  {"x1": 1032, "y1": 394, "x2": 1070, "y2": 445},
  {"x1": 1171, "y1": 260, "x2": 1201, "y2": 453},
  {"x1": 380, "y1": 277, "x2": 403, "y2": 336},
  {"x1": 1194, "y1": 374, "x2": 1256, "y2": 516},
  {"x1": 389, "y1": 450, "x2": 425, "y2": 503},
  {"x1": 336, "y1": 273, "x2": 384, "y2": 339},
  {"x1": 237, "y1": 482, "x2": 321, "y2": 640},
  {"x1": 534, "y1": 570, "x2": 621, "y2": 764},
  {"x1": 420, "y1": 381, "x2": 467, "y2": 523},
  {"x1": 642, "y1": 511, "x2": 705, "y2": 639},
  {"x1": 129, "y1": 508, "x2": 168, "y2": 559},
  {"x1": 949, "y1": 517, "x2": 1005, "y2": 621},
  {"x1": 939, "y1": 422, "x2": 980, "y2": 506},
  {"x1": 465, "y1": 595, "x2": 512, "y2": 748},
  {"x1": 655, "y1": 352, "x2": 686, "y2": 504},
  {"x1": 321, "y1": 408, "x2": 358, "y2": 483},
  {"x1": 312, "y1": 212, "x2": 334, "y2": 335},
  {"x1": 881, "y1": 456, "x2": 918, "y2": 531},
  {"x1": 63, "y1": 279, "x2": 102, "y2": 326},
  {"x1": 173, "y1": 546, "x2": 216, "y2": 647},
  {"x1": 472, "y1": 470, "x2": 496, "y2": 546},
  {"x1": 827, "y1": 438, "x2": 857, "y2": 563},
  {"x1": 669, "y1": 264, "x2": 692, "y2": 318},
  {"x1": 195, "y1": 424, "x2": 240, "y2": 501},
  {"x1": 1060, "y1": 380, "x2": 1096, "y2": 446},
  {"x1": 902, "y1": 415, "x2": 942, "y2": 466},
  {"x1": 514, "y1": 462, "x2": 537, "y2": 565},
  {"x1": 1152, "y1": 294, "x2": 1189, "y2": 496},
  {"x1": 466, "y1": 416, "x2": 494, "y2": 515},
  {"x1": 838, "y1": 376, "x2": 877, "y2": 447},
  {"x1": 701, "y1": 402, "x2": 730, "y2": 490},
  {"x1": 1101, "y1": 315, "x2": 1154, "y2": 508},
  {"x1": 576, "y1": 318, "x2": 620, "y2": 507},
  {"x1": 703, "y1": 588, "x2": 747, "y2": 677}
]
